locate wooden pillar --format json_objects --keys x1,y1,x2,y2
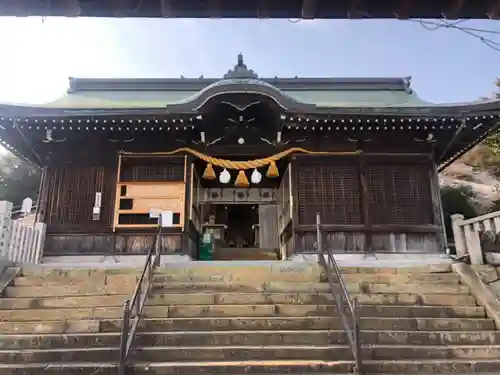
[
  {"x1": 430, "y1": 158, "x2": 447, "y2": 252},
  {"x1": 182, "y1": 155, "x2": 193, "y2": 257}
]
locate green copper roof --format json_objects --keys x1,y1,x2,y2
[
  {"x1": 31, "y1": 86, "x2": 428, "y2": 109},
  {"x1": 0, "y1": 56, "x2": 495, "y2": 113}
]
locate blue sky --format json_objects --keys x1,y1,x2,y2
[{"x1": 0, "y1": 17, "x2": 498, "y2": 104}]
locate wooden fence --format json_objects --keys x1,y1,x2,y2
[
  {"x1": 451, "y1": 211, "x2": 500, "y2": 265},
  {"x1": 4, "y1": 221, "x2": 46, "y2": 264},
  {"x1": 0, "y1": 200, "x2": 46, "y2": 264}
]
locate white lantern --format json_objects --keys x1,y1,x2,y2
[
  {"x1": 251, "y1": 169, "x2": 262, "y2": 184},
  {"x1": 219, "y1": 169, "x2": 231, "y2": 184}
]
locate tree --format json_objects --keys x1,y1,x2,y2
[
  {"x1": 480, "y1": 79, "x2": 500, "y2": 154},
  {"x1": 441, "y1": 185, "x2": 477, "y2": 242},
  {"x1": 0, "y1": 152, "x2": 40, "y2": 206}
]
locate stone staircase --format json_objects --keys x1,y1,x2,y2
[{"x1": 0, "y1": 262, "x2": 500, "y2": 374}]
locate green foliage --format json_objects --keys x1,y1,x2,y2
[
  {"x1": 479, "y1": 79, "x2": 500, "y2": 156},
  {"x1": 490, "y1": 199, "x2": 500, "y2": 213},
  {"x1": 441, "y1": 185, "x2": 477, "y2": 240},
  {"x1": 0, "y1": 152, "x2": 40, "y2": 206}
]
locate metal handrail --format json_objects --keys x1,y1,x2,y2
[
  {"x1": 118, "y1": 217, "x2": 163, "y2": 375},
  {"x1": 316, "y1": 213, "x2": 362, "y2": 374}
]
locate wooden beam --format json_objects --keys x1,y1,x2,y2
[
  {"x1": 257, "y1": 0, "x2": 269, "y2": 18},
  {"x1": 347, "y1": 0, "x2": 363, "y2": 19},
  {"x1": 110, "y1": 0, "x2": 136, "y2": 17},
  {"x1": 208, "y1": 0, "x2": 221, "y2": 18},
  {"x1": 66, "y1": 0, "x2": 82, "y2": 17},
  {"x1": 487, "y1": 0, "x2": 500, "y2": 19},
  {"x1": 394, "y1": 0, "x2": 412, "y2": 19},
  {"x1": 301, "y1": 0, "x2": 315, "y2": 19},
  {"x1": 443, "y1": 0, "x2": 465, "y2": 19},
  {"x1": 160, "y1": 0, "x2": 173, "y2": 17}
]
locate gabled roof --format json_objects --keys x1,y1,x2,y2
[
  {"x1": 0, "y1": 54, "x2": 429, "y2": 112},
  {"x1": 0, "y1": 54, "x2": 498, "y2": 118}
]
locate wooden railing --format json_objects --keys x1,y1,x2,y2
[
  {"x1": 451, "y1": 211, "x2": 500, "y2": 264},
  {"x1": 316, "y1": 213, "x2": 362, "y2": 375},
  {"x1": 3, "y1": 221, "x2": 46, "y2": 264}
]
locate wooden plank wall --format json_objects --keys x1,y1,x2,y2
[
  {"x1": 41, "y1": 157, "x2": 187, "y2": 256},
  {"x1": 293, "y1": 154, "x2": 441, "y2": 253},
  {"x1": 44, "y1": 166, "x2": 116, "y2": 233}
]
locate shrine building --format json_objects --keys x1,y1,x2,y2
[{"x1": 0, "y1": 54, "x2": 499, "y2": 261}]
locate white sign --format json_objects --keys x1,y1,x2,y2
[{"x1": 160, "y1": 211, "x2": 174, "y2": 227}]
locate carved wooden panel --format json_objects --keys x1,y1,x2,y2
[
  {"x1": 366, "y1": 164, "x2": 432, "y2": 225},
  {"x1": 45, "y1": 166, "x2": 116, "y2": 228},
  {"x1": 296, "y1": 161, "x2": 361, "y2": 225}
]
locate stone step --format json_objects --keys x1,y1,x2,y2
[
  {"x1": 3, "y1": 329, "x2": 500, "y2": 350},
  {"x1": 0, "y1": 316, "x2": 494, "y2": 334},
  {"x1": 151, "y1": 282, "x2": 470, "y2": 295},
  {"x1": 3, "y1": 344, "x2": 500, "y2": 363},
  {"x1": 0, "y1": 320, "x2": 100, "y2": 334},
  {"x1": 13, "y1": 274, "x2": 139, "y2": 287},
  {"x1": 3, "y1": 281, "x2": 470, "y2": 297},
  {"x1": 0, "y1": 304, "x2": 486, "y2": 321},
  {"x1": 0, "y1": 291, "x2": 478, "y2": 309},
  {"x1": 14, "y1": 270, "x2": 461, "y2": 287},
  {"x1": 17, "y1": 263, "x2": 452, "y2": 283},
  {"x1": 0, "y1": 303, "x2": 487, "y2": 321},
  {"x1": 20, "y1": 263, "x2": 323, "y2": 283},
  {"x1": 149, "y1": 292, "x2": 477, "y2": 306},
  {"x1": 101, "y1": 316, "x2": 498, "y2": 332},
  {"x1": 3, "y1": 284, "x2": 135, "y2": 298},
  {"x1": 0, "y1": 358, "x2": 499, "y2": 374}
]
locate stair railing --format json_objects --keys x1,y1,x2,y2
[
  {"x1": 118, "y1": 216, "x2": 163, "y2": 375},
  {"x1": 316, "y1": 213, "x2": 362, "y2": 375}
]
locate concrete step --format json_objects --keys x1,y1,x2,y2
[
  {"x1": 3, "y1": 329, "x2": 500, "y2": 350},
  {"x1": 0, "y1": 316, "x2": 494, "y2": 334},
  {"x1": 12, "y1": 273, "x2": 139, "y2": 287},
  {"x1": 17, "y1": 263, "x2": 452, "y2": 284},
  {"x1": 14, "y1": 270, "x2": 461, "y2": 286},
  {"x1": 0, "y1": 358, "x2": 499, "y2": 374},
  {"x1": 0, "y1": 291, "x2": 478, "y2": 309},
  {"x1": 0, "y1": 319, "x2": 100, "y2": 334},
  {"x1": 111, "y1": 316, "x2": 498, "y2": 332},
  {"x1": 3, "y1": 281, "x2": 470, "y2": 297},
  {"x1": 3, "y1": 344, "x2": 500, "y2": 363},
  {"x1": 20, "y1": 263, "x2": 323, "y2": 283},
  {"x1": 0, "y1": 304, "x2": 486, "y2": 321}
]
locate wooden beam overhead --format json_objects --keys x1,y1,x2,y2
[
  {"x1": 66, "y1": 0, "x2": 82, "y2": 17},
  {"x1": 160, "y1": 0, "x2": 173, "y2": 17},
  {"x1": 208, "y1": 0, "x2": 221, "y2": 18},
  {"x1": 301, "y1": 0, "x2": 315, "y2": 19},
  {"x1": 443, "y1": 0, "x2": 465, "y2": 19},
  {"x1": 111, "y1": 0, "x2": 135, "y2": 17},
  {"x1": 257, "y1": 0, "x2": 269, "y2": 18},
  {"x1": 394, "y1": 0, "x2": 413, "y2": 19},
  {"x1": 347, "y1": 0, "x2": 363, "y2": 19},
  {"x1": 486, "y1": 0, "x2": 500, "y2": 19}
]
